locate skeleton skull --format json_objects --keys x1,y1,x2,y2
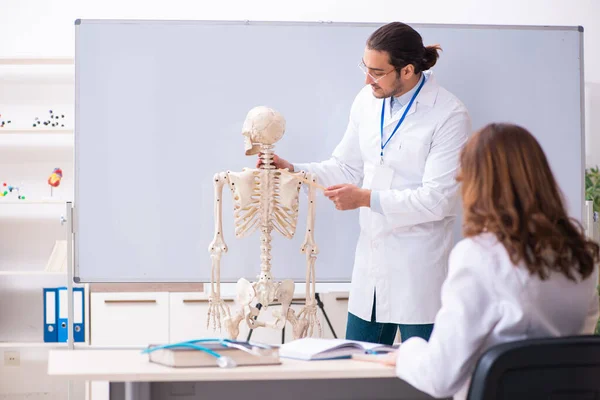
[{"x1": 242, "y1": 106, "x2": 286, "y2": 155}]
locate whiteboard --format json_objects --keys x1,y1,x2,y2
[{"x1": 73, "y1": 20, "x2": 584, "y2": 283}]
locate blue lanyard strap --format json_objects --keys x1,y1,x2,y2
[
  {"x1": 141, "y1": 338, "x2": 273, "y2": 358},
  {"x1": 141, "y1": 338, "x2": 264, "y2": 368},
  {"x1": 380, "y1": 75, "x2": 426, "y2": 162},
  {"x1": 141, "y1": 338, "x2": 227, "y2": 358}
]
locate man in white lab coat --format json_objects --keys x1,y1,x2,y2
[{"x1": 267, "y1": 22, "x2": 472, "y2": 344}]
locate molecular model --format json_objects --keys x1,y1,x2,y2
[
  {"x1": 33, "y1": 110, "x2": 66, "y2": 128},
  {"x1": 0, "y1": 114, "x2": 12, "y2": 128},
  {"x1": 0, "y1": 182, "x2": 26, "y2": 200}
]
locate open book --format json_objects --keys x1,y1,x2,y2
[{"x1": 278, "y1": 338, "x2": 398, "y2": 360}]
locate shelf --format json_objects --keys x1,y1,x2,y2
[
  {"x1": 0, "y1": 132, "x2": 73, "y2": 147},
  {"x1": 0, "y1": 271, "x2": 65, "y2": 276},
  {"x1": 0, "y1": 342, "x2": 88, "y2": 349},
  {"x1": 0, "y1": 129, "x2": 73, "y2": 134},
  {"x1": 0, "y1": 200, "x2": 67, "y2": 204},
  {"x1": 0, "y1": 343, "x2": 143, "y2": 350},
  {"x1": 0, "y1": 132, "x2": 73, "y2": 163},
  {"x1": 0, "y1": 58, "x2": 74, "y2": 84},
  {"x1": 0, "y1": 202, "x2": 69, "y2": 220},
  {"x1": 0, "y1": 58, "x2": 74, "y2": 65}
]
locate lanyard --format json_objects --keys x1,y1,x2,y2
[
  {"x1": 380, "y1": 75, "x2": 426, "y2": 164},
  {"x1": 141, "y1": 338, "x2": 275, "y2": 368}
]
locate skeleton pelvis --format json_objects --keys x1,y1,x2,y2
[{"x1": 236, "y1": 274, "x2": 288, "y2": 310}]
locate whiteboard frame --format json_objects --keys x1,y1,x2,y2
[{"x1": 72, "y1": 19, "x2": 585, "y2": 283}]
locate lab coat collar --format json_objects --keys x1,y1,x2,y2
[
  {"x1": 416, "y1": 70, "x2": 439, "y2": 108},
  {"x1": 382, "y1": 70, "x2": 439, "y2": 129}
]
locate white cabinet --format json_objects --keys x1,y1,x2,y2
[
  {"x1": 168, "y1": 292, "x2": 233, "y2": 342},
  {"x1": 169, "y1": 292, "x2": 286, "y2": 345},
  {"x1": 90, "y1": 290, "x2": 350, "y2": 347},
  {"x1": 90, "y1": 292, "x2": 169, "y2": 346}
]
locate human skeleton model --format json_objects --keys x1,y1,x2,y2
[{"x1": 207, "y1": 106, "x2": 322, "y2": 340}]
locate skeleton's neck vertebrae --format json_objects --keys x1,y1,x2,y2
[{"x1": 258, "y1": 144, "x2": 275, "y2": 169}]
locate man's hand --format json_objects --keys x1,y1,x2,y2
[
  {"x1": 324, "y1": 184, "x2": 371, "y2": 210},
  {"x1": 256, "y1": 153, "x2": 294, "y2": 171}
]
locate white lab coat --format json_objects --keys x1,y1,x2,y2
[
  {"x1": 294, "y1": 70, "x2": 471, "y2": 323},
  {"x1": 395, "y1": 233, "x2": 600, "y2": 400}
]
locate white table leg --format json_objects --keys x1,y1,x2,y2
[
  {"x1": 124, "y1": 382, "x2": 134, "y2": 400},
  {"x1": 121, "y1": 382, "x2": 150, "y2": 400}
]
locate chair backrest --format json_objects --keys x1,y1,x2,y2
[{"x1": 467, "y1": 335, "x2": 600, "y2": 400}]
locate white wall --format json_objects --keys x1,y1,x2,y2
[
  {"x1": 1, "y1": 0, "x2": 600, "y2": 165},
  {"x1": 0, "y1": 1, "x2": 599, "y2": 398}
]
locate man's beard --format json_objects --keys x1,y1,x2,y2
[{"x1": 371, "y1": 79, "x2": 404, "y2": 99}]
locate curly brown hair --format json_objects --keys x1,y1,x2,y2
[{"x1": 456, "y1": 123, "x2": 599, "y2": 281}]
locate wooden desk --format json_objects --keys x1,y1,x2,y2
[{"x1": 48, "y1": 348, "x2": 441, "y2": 400}]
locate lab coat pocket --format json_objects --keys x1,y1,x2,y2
[{"x1": 397, "y1": 137, "x2": 430, "y2": 176}]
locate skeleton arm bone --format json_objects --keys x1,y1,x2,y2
[
  {"x1": 297, "y1": 172, "x2": 322, "y2": 337},
  {"x1": 301, "y1": 173, "x2": 319, "y2": 302},
  {"x1": 306, "y1": 255, "x2": 321, "y2": 337},
  {"x1": 207, "y1": 172, "x2": 232, "y2": 330}
]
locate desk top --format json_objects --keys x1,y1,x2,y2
[{"x1": 48, "y1": 349, "x2": 397, "y2": 382}]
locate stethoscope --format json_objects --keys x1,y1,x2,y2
[{"x1": 141, "y1": 338, "x2": 274, "y2": 368}]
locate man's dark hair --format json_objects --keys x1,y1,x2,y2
[{"x1": 367, "y1": 22, "x2": 441, "y2": 74}]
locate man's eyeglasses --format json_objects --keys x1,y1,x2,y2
[{"x1": 358, "y1": 61, "x2": 395, "y2": 84}]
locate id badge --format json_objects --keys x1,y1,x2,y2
[{"x1": 371, "y1": 164, "x2": 394, "y2": 190}]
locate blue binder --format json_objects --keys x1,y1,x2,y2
[
  {"x1": 73, "y1": 287, "x2": 85, "y2": 342},
  {"x1": 57, "y1": 287, "x2": 68, "y2": 342},
  {"x1": 54, "y1": 286, "x2": 85, "y2": 343},
  {"x1": 43, "y1": 288, "x2": 58, "y2": 342}
]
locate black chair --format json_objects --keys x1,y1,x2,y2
[{"x1": 467, "y1": 335, "x2": 600, "y2": 400}]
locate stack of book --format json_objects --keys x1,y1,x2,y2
[{"x1": 145, "y1": 341, "x2": 281, "y2": 368}]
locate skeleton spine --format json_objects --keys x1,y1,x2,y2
[
  {"x1": 259, "y1": 144, "x2": 275, "y2": 273},
  {"x1": 259, "y1": 145, "x2": 276, "y2": 169}
]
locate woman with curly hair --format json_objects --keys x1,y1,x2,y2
[{"x1": 374, "y1": 123, "x2": 600, "y2": 400}]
